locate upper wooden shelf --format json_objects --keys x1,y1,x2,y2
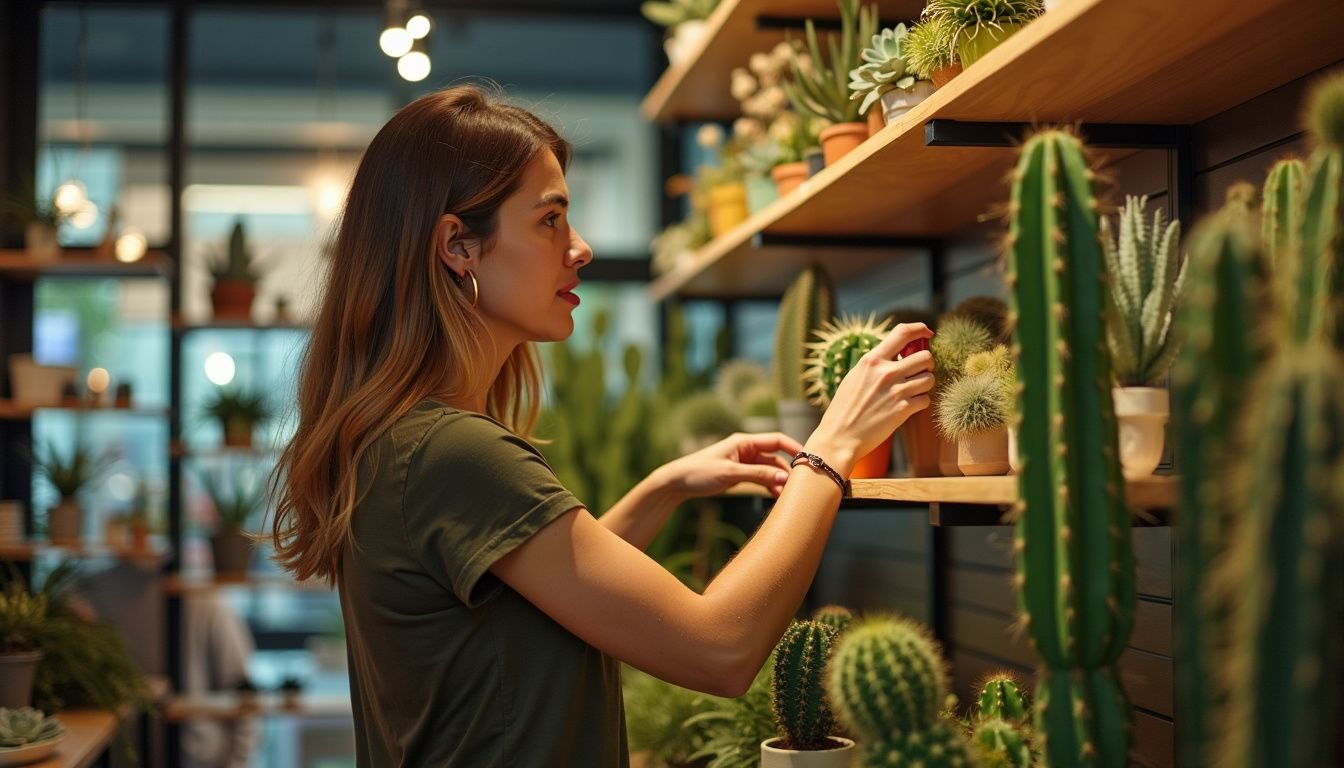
[
  {"x1": 642, "y1": 0, "x2": 925, "y2": 122},
  {"x1": 649, "y1": 0, "x2": 1344, "y2": 299},
  {"x1": 0, "y1": 250, "x2": 172, "y2": 280}
]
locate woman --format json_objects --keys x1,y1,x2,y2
[{"x1": 270, "y1": 85, "x2": 935, "y2": 767}]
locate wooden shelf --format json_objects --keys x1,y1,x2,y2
[
  {"x1": 0, "y1": 399, "x2": 171, "y2": 421},
  {"x1": 642, "y1": 0, "x2": 924, "y2": 122},
  {"x1": 163, "y1": 572, "x2": 332, "y2": 595},
  {"x1": 172, "y1": 441, "x2": 283, "y2": 460},
  {"x1": 25, "y1": 678, "x2": 167, "y2": 768},
  {"x1": 0, "y1": 539, "x2": 171, "y2": 565},
  {"x1": 172, "y1": 316, "x2": 311, "y2": 333},
  {"x1": 162, "y1": 691, "x2": 351, "y2": 722},
  {"x1": 0, "y1": 250, "x2": 172, "y2": 280},
  {"x1": 649, "y1": 0, "x2": 1344, "y2": 299}
]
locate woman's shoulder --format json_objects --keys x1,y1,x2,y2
[{"x1": 392, "y1": 399, "x2": 534, "y2": 468}]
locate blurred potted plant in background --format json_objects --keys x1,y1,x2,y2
[
  {"x1": 848, "y1": 24, "x2": 935, "y2": 131},
  {"x1": 202, "y1": 388, "x2": 270, "y2": 449},
  {"x1": 730, "y1": 41, "x2": 803, "y2": 211},
  {"x1": 207, "y1": 219, "x2": 262, "y2": 321},
  {"x1": 643, "y1": 0, "x2": 721, "y2": 66},
  {"x1": 906, "y1": 13, "x2": 962, "y2": 87},
  {"x1": 31, "y1": 442, "x2": 109, "y2": 545},
  {"x1": 783, "y1": 0, "x2": 878, "y2": 166},
  {"x1": 740, "y1": 385, "x2": 779, "y2": 434},
  {"x1": 0, "y1": 178, "x2": 69, "y2": 261},
  {"x1": 0, "y1": 585, "x2": 47, "y2": 708},
  {"x1": 196, "y1": 466, "x2": 265, "y2": 578},
  {"x1": 695, "y1": 124, "x2": 752, "y2": 238}
]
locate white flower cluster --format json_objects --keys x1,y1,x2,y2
[{"x1": 730, "y1": 41, "x2": 807, "y2": 142}]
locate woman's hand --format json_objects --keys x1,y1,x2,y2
[
  {"x1": 805, "y1": 323, "x2": 937, "y2": 476},
  {"x1": 660, "y1": 432, "x2": 806, "y2": 500}
]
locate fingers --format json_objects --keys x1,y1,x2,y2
[
  {"x1": 896, "y1": 370, "x2": 937, "y2": 398},
  {"x1": 892, "y1": 349, "x2": 935, "y2": 377},
  {"x1": 744, "y1": 464, "x2": 791, "y2": 490},
  {"x1": 872, "y1": 322, "x2": 934, "y2": 360},
  {"x1": 736, "y1": 431, "x2": 805, "y2": 457}
]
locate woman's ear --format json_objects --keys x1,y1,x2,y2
[{"x1": 432, "y1": 214, "x2": 473, "y2": 275}]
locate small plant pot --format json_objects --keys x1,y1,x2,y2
[
  {"x1": 211, "y1": 530, "x2": 254, "y2": 578},
  {"x1": 937, "y1": 432, "x2": 962, "y2": 476},
  {"x1": 930, "y1": 63, "x2": 963, "y2": 89},
  {"x1": 24, "y1": 223, "x2": 59, "y2": 261},
  {"x1": 866, "y1": 104, "x2": 885, "y2": 136},
  {"x1": 663, "y1": 19, "x2": 708, "y2": 67},
  {"x1": 804, "y1": 148, "x2": 826, "y2": 177},
  {"x1": 0, "y1": 501, "x2": 25, "y2": 545},
  {"x1": 47, "y1": 498, "x2": 83, "y2": 545},
  {"x1": 0, "y1": 650, "x2": 42, "y2": 709},
  {"x1": 881, "y1": 82, "x2": 936, "y2": 124},
  {"x1": 771, "y1": 162, "x2": 809, "y2": 197},
  {"x1": 211, "y1": 280, "x2": 256, "y2": 321},
  {"x1": 7, "y1": 354, "x2": 76, "y2": 406},
  {"x1": 222, "y1": 417, "x2": 255, "y2": 448},
  {"x1": 742, "y1": 416, "x2": 780, "y2": 434},
  {"x1": 777, "y1": 399, "x2": 822, "y2": 447},
  {"x1": 818, "y1": 123, "x2": 869, "y2": 166},
  {"x1": 958, "y1": 428, "x2": 1011, "y2": 476},
  {"x1": 745, "y1": 173, "x2": 780, "y2": 214},
  {"x1": 956, "y1": 22, "x2": 1026, "y2": 68},
  {"x1": 851, "y1": 432, "x2": 893, "y2": 479},
  {"x1": 897, "y1": 407, "x2": 942, "y2": 477},
  {"x1": 761, "y1": 737, "x2": 856, "y2": 767},
  {"x1": 1112, "y1": 387, "x2": 1169, "y2": 479},
  {"x1": 707, "y1": 182, "x2": 750, "y2": 238}
]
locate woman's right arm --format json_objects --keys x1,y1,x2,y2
[{"x1": 490, "y1": 323, "x2": 935, "y2": 697}]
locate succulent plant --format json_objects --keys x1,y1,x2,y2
[
  {"x1": 934, "y1": 369, "x2": 1012, "y2": 439},
  {"x1": 30, "y1": 442, "x2": 110, "y2": 500},
  {"x1": 848, "y1": 24, "x2": 927, "y2": 116},
  {"x1": 812, "y1": 604, "x2": 854, "y2": 635},
  {"x1": 202, "y1": 387, "x2": 270, "y2": 428},
  {"x1": 196, "y1": 466, "x2": 266, "y2": 533},
  {"x1": 1006, "y1": 129, "x2": 1135, "y2": 768},
  {"x1": 921, "y1": 0, "x2": 1043, "y2": 64},
  {"x1": 784, "y1": 0, "x2": 879, "y2": 125},
  {"x1": 976, "y1": 674, "x2": 1029, "y2": 722},
  {"x1": 0, "y1": 708, "x2": 64, "y2": 747},
  {"x1": 640, "y1": 0, "x2": 718, "y2": 28},
  {"x1": 863, "y1": 722, "x2": 977, "y2": 767},
  {"x1": 774, "y1": 266, "x2": 836, "y2": 401},
  {"x1": 826, "y1": 615, "x2": 947, "y2": 739},
  {"x1": 208, "y1": 219, "x2": 261, "y2": 284},
  {"x1": 905, "y1": 15, "x2": 960, "y2": 79},
  {"x1": 973, "y1": 718, "x2": 1032, "y2": 768},
  {"x1": 0, "y1": 586, "x2": 49, "y2": 654},
  {"x1": 803, "y1": 313, "x2": 892, "y2": 407},
  {"x1": 771, "y1": 620, "x2": 840, "y2": 750},
  {"x1": 929, "y1": 315, "x2": 994, "y2": 383}
]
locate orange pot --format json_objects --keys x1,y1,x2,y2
[
  {"x1": 931, "y1": 63, "x2": 964, "y2": 89},
  {"x1": 212, "y1": 280, "x2": 255, "y2": 321},
  {"x1": 898, "y1": 407, "x2": 942, "y2": 477},
  {"x1": 819, "y1": 122, "x2": 869, "y2": 166},
  {"x1": 851, "y1": 433, "x2": 894, "y2": 479},
  {"x1": 771, "y1": 162, "x2": 808, "y2": 197},
  {"x1": 866, "y1": 106, "x2": 885, "y2": 137}
]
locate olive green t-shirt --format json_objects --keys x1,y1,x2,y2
[{"x1": 339, "y1": 400, "x2": 628, "y2": 767}]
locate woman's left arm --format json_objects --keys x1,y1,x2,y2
[{"x1": 597, "y1": 432, "x2": 803, "y2": 550}]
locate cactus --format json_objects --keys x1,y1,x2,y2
[
  {"x1": 714, "y1": 359, "x2": 770, "y2": 411},
  {"x1": 934, "y1": 368, "x2": 1012, "y2": 440},
  {"x1": 812, "y1": 604, "x2": 854, "y2": 635},
  {"x1": 951, "y1": 295, "x2": 1012, "y2": 345},
  {"x1": 826, "y1": 615, "x2": 947, "y2": 738},
  {"x1": 864, "y1": 723, "x2": 977, "y2": 767},
  {"x1": 1170, "y1": 183, "x2": 1268, "y2": 768},
  {"x1": 209, "y1": 219, "x2": 260, "y2": 283},
  {"x1": 976, "y1": 674, "x2": 1029, "y2": 723},
  {"x1": 1100, "y1": 195, "x2": 1186, "y2": 387},
  {"x1": 1300, "y1": 72, "x2": 1344, "y2": 349},
  {"x1": 803, "y1": 313, "x2": 892, "y2": 406},
  {"x1": 929, "y1": 315, "x2": 995, "y2": 383},
  {"x1": 774, "y1": 266, "x2": 836, "y2": 401},
  {"x1": 0, "y1": 707, "x2": 64, "y2": 747},
  {"x1": 1261, "y1": 158, "x2": 1304, "y2": 266},
  {"x1": 1006, "y1": 129, "x2": 1136, "y2": 768},
  {"x1": 974, "y1": 718, "x2": 1033, "y2": 768},
  {"x1": 770, "y1": 620, "x2": 840, "y2": 750}
]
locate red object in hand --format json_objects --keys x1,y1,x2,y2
[{"x1": 898, "y1": 338, "x2": 929, "y2": 359}]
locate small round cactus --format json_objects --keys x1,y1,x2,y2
[
  {"x1": 826, "y1": 615, "x2": 948, "y2": 740},
  {"x1": 974, "y1": 718, "x2": 1032, "y2": 768},
  {"x1": 863, "y1": 722, "x2": 977, "y2": 767},
  {"x1": 771, "y1": 620, "x2": 840, "y2": 750},
  {"x1": 804, "y1": 313, "x2": 893, "y2": 406},
  {"x1": 812, "y1": 604, "x2": 854, "y2": 635},
  {"x1": 929, "y1": 315, "x2": 994, "y2": 382},
  {"x1": 976, "y1": 674, "x2": 1029, "y2": 722}
]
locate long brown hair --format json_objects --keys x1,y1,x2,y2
[{"x1": 271, "y1": 85, "x2": 572, "y2": 584}]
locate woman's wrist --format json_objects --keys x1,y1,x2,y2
[{"x1": 799, "y1": 434, "x2": 860, "y2": 479}]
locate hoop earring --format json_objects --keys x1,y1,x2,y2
[{"x1": 462, "y1": 269, "x2": 479, "y2": 308}]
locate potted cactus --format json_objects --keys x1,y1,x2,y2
[
  {"x1": 928, "y1": 315, "x2": 995, "y2": 475},
  {"x1": 826, "y1": 615, "x2": 975, "y2": 766},
  {"x1": 197, "y1": 466, "x2": 264, "y2": 578},
  {"x1": 208, "y1": 219, "x2": 261, "y2": 321},
  {"x1": 774, "y1": 266, "x2": 836, "y2": 444},
  {"x1": 31, "y1": 442, "x2": 108, "y2": 545},
  {"x1": 934, "y1": 345, "x2": 1014, "y2": 476},
  {"x1": 805, "y1": 313, "x2": 896, "y2": 478},
  {"x1": 1101, "y1": 195, "x2": 1186, "y2": 478},
  {"x1": 921, "y1": 0, "x2": 1044, "y2": 69},
  {"x1": 1, "y1": 178, "x2": 68, "y2": 261},
  {"x1": 783, "y1": 0, "x2": 879, "y2": 166},
  {"x1": 202, "y1": 387, "x2": 270, "y2": 449},
  {"x1": 762, "y1": 620, "x2": 854, "y2": 766},
  {"x1": 848, "y1": 24, "x2": 935, "y2": 130},
  {"x1": 905, "y1": 14, "x2": 962, "y2": 88}
]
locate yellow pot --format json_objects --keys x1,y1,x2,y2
[{"x1": 707, "y1": 182, "x2": 749, "y2": 238}]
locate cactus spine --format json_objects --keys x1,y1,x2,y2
[
  {"x1": 1170, "y1": 184, "x2": 1268, "y2": 768},
  {"x1": 1006, "y1": 129, "x2": 1136, "y2": 768},
  {"x1": 1100, "y1": 195, "x2": 1186, "y2": 386},
  {"x1": 977, "y1": 674, "x2": 1029, "y2": 723},
  {"x1": 974, "y1": 718, "x2": 1033, "y2": 768},
  {"x1": 803, "y1": 313, "x2": 892, "y2": 406},
  {"x1": 770, "y1": 620, "x2": 839, "y2": 750},
  {"x1": 774, "y1": 266, "x2": 836, "y2": 401},
  {"x1": 812, "y1": 604, "x2": 854, "y2": 635}
]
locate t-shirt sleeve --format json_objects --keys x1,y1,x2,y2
[{"x1": 401, "y1": 410, "x2": 583, "y2": 607}]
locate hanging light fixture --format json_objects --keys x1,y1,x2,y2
[
  {"x1": 397, "y1": 37, "x2": 431, "y2": 82},
  {"x1": 379, "y1": 0, "x2": 412, "y2": 57}
]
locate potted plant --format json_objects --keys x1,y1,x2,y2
[
  {"x1": 203, "y1": 387, "x2": 270, "y2": 449},
  {"x1": 279, "y1": 677, "x2": 305, "y2": 710},
  {"x1": 761, "y1": 620, "x2": 854, "y2": 766},
  {"x1": 1101, "y1": 195, "x2": 1185, "y2": 478},
  {"x1": 0, "y1": 707, "x2": 65, "y2": 759},
  {"x1": 769, "y1": 112, "x2": 823, "y2": 197},
  {"x1": 804, "y1": 313, "x2": 896, "y2": 478},
  {"x1": 642, "y1": 0, "x2": 721, "y2": 67},
  {"x1": 905, "y1": 14, "x2": 962, "y2": 88},
  {"x1": 928, "y1": 315, "x2": 995, "y2": 475},
  {"x1": 848, "y1": 24, "x2": 936, "y2": 130},
  {"x1": 921, "y1": 0, "x2": 1044, "y2": 69},
  {"x1": 935, "y1": 345, "x2": 1014, "y2": 476},
  {"x1": 197, "y1": 466, "x2": 264, "y2": 578},
  {"x1": 732, "y1": 42, "x2": 801, "y2": 211},
  {"x1": 774, "y1": 266, "x2": 836, "y2": 444},
  {"x1": 695, "y1": 124, "x2": 751, "y2": 238},
  {"x1": 783, "y1": 0, "x2": 879, "y2": 166},
  {"x1": 0, "y1": 585, "x2": 48, "y2": 708},
  {"x1": 1, "y1": 179, "x2": 68, "y2": 261},
  {"x1": 31, "y1": 443, "x2": 108, "y2": 545},
  {"x1": 208, "y1": 219, "x2": 261, "y2": 321}
]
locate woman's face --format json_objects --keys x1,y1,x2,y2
[{"x1": 473, "y1": 149, "x2": 592, "y2": 346}]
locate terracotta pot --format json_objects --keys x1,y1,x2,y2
[
  {"x1": 958, "y1": 428, "x2": 1011, "y2": 476},
  {"x1": 818, "y1": 122, "x2": 868, "y2": 166},
  {"x1": 1113, "y1": 387, "x2": 1169, "y2": 479},
  {"x1": 931, "y1": 64, "x2": 963, "y2": 89},
  {"x1": 212, "y1": 280, "x2": 256, "y2": 321},
  {"x1": 881, "y1": 81, "x2": 936, "y2": 124},
  {"x1": 24, "y1": 223, "x2": 59, "y2": 261},
  {"x1": 937, "y1": 431, "x2": 963, "y2": 476},
  {"x1": 898, "y1": 407, "x2": 942, "y2": 477},
  {"x1": 211, "y1": 531, "x2": 254, "y2": 578},
  {"x1": 707, "y1": 182, "x2": 749, "y2": 238},
  {"x1": 956, "y1": 22, "x2": 1025, "y2": 68},
  {"x1": 866, "y1": 104, "x2": 885, "y2": 137},
  {"x1": 223, "y1": 417, "x2": 254, "y2": 448},
  {"x1": 771, "y1": 162, "x2": 808, "y2": 197},
  {"x1": 851, "y1": 433, "x2": 893, "y2": 479},
  {"x1": 0, "y1": 651, "x2": 42, "y2": 709},
  {"x1": 47, "y1": 498, "x2": 82, "y2": 545},
  {"x1": 132, "y1": 521, "x2": 150, "y2": 551},
  {"x1": 761, "y1": 737, "x2": 856, "y2": 767}
]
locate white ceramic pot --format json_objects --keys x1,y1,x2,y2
[
  {"x1": 24, "y1": 222, "x2": 59, "y2": 261},
  {"x1": 958, "y1": 428, "x2": 1011, "y2": 476},
  {"x1": 7, "y1": 354, "x2": 76, "y2": 406},
  {"x1": 1112, "y1": 387, "x2": 1169, "y2": 479},
  {"x1": 663, "y1": 20, "x2": 708, "y2": 66},
  {"x1": 777, "y1": 399, "x2": 823, "y2": 446},
  {"x1": 47, "y1": 498, "x2": 82, "y2": 545},
  {"x1": 761, "y1": 737, "x2": 857, "y2": 767},
  {"x1": 881, "y1": 81, "x2": 936, "y2": 124},
  {"x1": 1044, "y1": 0, "x2": 1063, "y2": 9},
  {"x1": 742, "y1": 416, "x2": 781, "y2": 434}
]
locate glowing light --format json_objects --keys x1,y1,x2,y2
[
  {"x1": 379, "y1": 27, "x2": 412, "y2": 57},
  {"x1": 406, "y1": 14, "x2": 432, "y2": 39},
  {"x1": 115, "y1": 227, "x2": 147, "y2": 263},
  {"x1": 204, "y1": 353, "x2": 236, "y2": 386},
  {"x1": 54, "y1": 180, "x2": 87, "y2": 214},
  {"x1": 69, "y1": 200, "x2": 99, "y2": 229},
  {"x1": 86, "y1": 367, "x2": 111, "y2": 394},
  {"x1": 398, "y1": 51, "x2": 431, "y2": 82}
]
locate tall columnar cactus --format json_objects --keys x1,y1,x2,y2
[
  {"x1": 803, "y1": 313, "x2": 892, "y2": 406},
  {"x1": 1006, "y1": 129, "x2": 1136, "y2": 768},
  {"x1": 974, "y1": 718, "x2": 1033, "y2": 768},
  {"x1": 1170, "y1": 183, "x2": 1268, "y2": 768},
  {"x1": 1261, "y1": 158, "x2": 1304, "y2": 266},
  {"x1": 977, "y1": 674, "x2": 1029, "y2": 723},
  {"x1": 1300, "y1": 73, "x2": 1344, "y2": 349},
  {"x1": 774, "y1": 265, "x2": 836, "y2": 401},
  {"x1": 812, "y1": 604, "x2": 854, "y2": 635},
  {"x1": 211, "y1": 219, "x2": 259, "y2": 282},
  {"x1": 770, "y1": 620, "x2": 840, "y2": 750},
  {"x1": 1100, "y1": 195, "x2": 1186, "y2": 387}
]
